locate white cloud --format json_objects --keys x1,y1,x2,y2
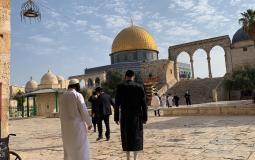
[
  {"x1": 103, "y1": 15, "x2": 129, "y2": 29},
  {"x1": 73, "y1": 20, "x2": 88, "y2": 27},
  {"x1": 169, "y1": 0, "x2": 194, "y2": 10},
  {"x1": 30, "y1": 35, "x2": 54, "y2": 43},
  {"x1": 170, "y1": 0, "x2": 230, "y2": 29}
]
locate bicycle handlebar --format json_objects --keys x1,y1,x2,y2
[{"x1": 9, "y1": 134, "x2": 16, "y2": 137}]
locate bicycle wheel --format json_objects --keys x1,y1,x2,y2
[{"x1": 9, "y1": 151, "x2": 22, "y2": 160}]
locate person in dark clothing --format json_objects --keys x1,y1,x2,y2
[
  {"x1": 173, "y1": 94, "x2": 179, "y2": 107},
  {"x1": 184, "y1": 91, "x2": 191, "y2": 105},
  {"x1": 88, "y1": 91, "x2": 100, "y2": 132},
  {"x1": 95, "y1": 87, "x2": 115, "y2": 141},
  {"x1": 115, "y1": 70, "x2": 148, "y2": 160}
]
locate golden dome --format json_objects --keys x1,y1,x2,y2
[
  {"x1": 40, "y1": 70, "x2": 58, "y2": 85},
  {"x1": 111, "y1": 25, "x2": 158, "y2": 54}
]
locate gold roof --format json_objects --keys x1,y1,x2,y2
[{"x1": 111, "y1": 25, "x2": 158, "y2": 54}]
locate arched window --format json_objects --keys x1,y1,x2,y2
[
  {"x1": 95, "y1": 77, "x2": 100, "y2": 87},
  {"x1": 87, "y1": 79, "x2": 93, "y2": 87}
]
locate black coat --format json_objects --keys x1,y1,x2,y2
[
  {"x1": 98, "y1": 92, "x2": 114, "y2": 116},
  {"x1": 114, "y1": 80, "x2": 148, "y2": 151},
  {"x1": 88, "y1": 96, "x2": 100, "y2": 115}
]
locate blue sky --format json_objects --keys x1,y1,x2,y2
[{"x1": 11, "y1": 0, "x2": 255, "y2": 85}]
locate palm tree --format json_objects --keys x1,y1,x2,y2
[{"x1": 239, "y1": 9, "x2": 255, "y2": 43}]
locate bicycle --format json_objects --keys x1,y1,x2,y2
[{"x1": 0, "y1": 134, "x2": 22, "y2": 160}]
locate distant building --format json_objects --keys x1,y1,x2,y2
[
  {"x1": 22, "y1": 70, "x2": 69, "y2": 117},
  {"x1": 178, "y1": 62, "x2": 191, "y2": 79}
]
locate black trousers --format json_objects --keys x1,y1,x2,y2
[
  {"x1": 97, "y1": 115, "x2": 110, "y2": 138},
  {"x1": 186, "y1": 98, "x2": 191, "y2": 105}
]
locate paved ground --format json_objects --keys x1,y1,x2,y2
[{"x1": 9, "y1": 115, "x2": 255, "y2": 160}]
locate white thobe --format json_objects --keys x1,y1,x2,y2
[
  {"x1": 168, "y1": 96, "x2": 173, "y2": 107},
  {"x1": 151, "y1": 95, "x2": 161, "y2": 110},
  {"x1": 161, "y1": 96, "x2": 167, "y2": 107},
  {"x1": 59, "y1": 89, "x2": 92, "y2": 160}
]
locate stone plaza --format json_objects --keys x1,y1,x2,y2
[{"x1": 9, "y1": 113, "x2": 255, "y2": 160}]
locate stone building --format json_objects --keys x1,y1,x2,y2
[
  {"x1": 70, "y1": 25, "x2": 176, "y2": 91},
  {"x1": 231, "y1": 28, "x2": 255, "y2": 70},
  {"x1": 167, "y1": 28, "x2": 255, "y2": 104},
  {"x1": 0, "y1": 0, "x2": 10, "y2": 136},
  {"x1": 23, "y1": 70, "x2": 68, "y2": 117}
]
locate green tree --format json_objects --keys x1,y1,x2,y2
[
  {"x1": 101, "y1": 70, "x2": 123, "y2": 97},
  {"x1": 223, "y1": 66, "x2": 255, "y2": 99},
  {"x1": 239, "y1": 9, "x2": 255, "y2": 43},
  {"x1": 13, "y1": 90, "x2": 25, "y2": 111},
  {"x1": 80, "y1": 88, "x2": 92, "y2": 101}
]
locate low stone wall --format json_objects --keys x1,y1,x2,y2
[{"x1": 162, "y1": 100, "x2": 255, "y2": 116}]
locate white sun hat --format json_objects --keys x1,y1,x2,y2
[{"x1": 69, "y1": 78, "x2": 79, "y2": 85}]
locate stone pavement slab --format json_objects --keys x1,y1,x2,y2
[{"x1": 9, "y1": 116, "x2": 255, "y2": 160}]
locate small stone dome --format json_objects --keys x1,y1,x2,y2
[
  {"x1": 25, "y1": 79, "x2": 38, "y2": 92},
  {"x1": 57, "y1": 75, "x2": 65, "y2": 81},
  {"x1": 40, "y1": 70, "x2": 58, "y2": 85},
  {"x1": 232, "y1": 28, "x2": 252, "y2": 44}
]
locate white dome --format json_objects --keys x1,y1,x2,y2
[
  {"x1": 40, "y1": 70, "x2": 58, "y2": 85},
  {"x1": 25, "y1": 79, "x2": 38, "y2": 92},
  {"x1": 57, "y1": 75, "x2": 65, "y2": 81}
]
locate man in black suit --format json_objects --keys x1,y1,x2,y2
[{"x1": 95, "y1": 87, "x2": 115, "y2": 141}]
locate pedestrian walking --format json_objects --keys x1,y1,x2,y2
[
  {"x1": 88, "y1": 91, "x2": 100, "y2": 132},
  {"x1": 95, "y1": 87, "x2": 115, "y2": 141},
  {"x1": 167, "y1": 94, "x2": 174, "y2": 107},
  {"x1": 184, "y1": 91, "x2": 191, "y2": 105},
  {"x1": 59, "y1": 79, "x2": 92, "y2": 160},
  {"x1": 173, "y1": 94, "x2": 179, "y2": 107},
  {"x1": 161, "y1": 94, "x2": 167, "y2": 108},
  {"x1": 115, "y1": 70, "x2": 148, "y2": 160},
  {"x1": 151, "y1": 93, "x2": 161, "y2": 116}
]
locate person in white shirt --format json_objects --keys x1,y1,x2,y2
[
  {"x1": 59, "y1": 79, "x2": 92, "y2": 160},
  {"x1": 161, "y1": 94, "x2": 167, "y2": 108},
  {"x1": 167, "y1": 94, "x2": 174, "y2": 107},
  {"x1": 151, "y1": 93, "x2": 161, "y2": 116}
]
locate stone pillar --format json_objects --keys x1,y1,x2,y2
[
  {"x1": 174, "y1": 59, "x2": 179, "y2": 81},
  {"x1": 207, "y1": 55, "x2": 212, "y2": 78},
  {"x1": 190, "y1": 57, "x2": 195, "y2": 79},
  {"x1": 0, "y1": 0, "x2": 11, "y2": 137},
  {"x1": 224, "y1": 47, "x2": 233, "y2": 73},
  {"x1": 27, "y1": 97, "x2": 30, "y2": 117}
]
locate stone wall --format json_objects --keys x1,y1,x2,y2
[
  {"x1": 36, "y1": 93, "x2": 58, "y2": 117},
  {"x1": 140, "y1": 59, "x2": 176, "y2": 85},
  {"x1": 231, "y1": 40, "x2": 255, "y2": 71},
  {"x1": 0, "y1": 0, "x2": 10, "y2": 136}
]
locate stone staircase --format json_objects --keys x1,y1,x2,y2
[{"x1": 166, "y1": 78, "x2": 223, "y2": 105}]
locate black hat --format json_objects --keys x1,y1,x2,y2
[
  {"x1": 95, "y1": 87, "x2": 102, "y2": 92},
  {"x1": 125, "y1": 70, "x2": 135, "y2": 77}
]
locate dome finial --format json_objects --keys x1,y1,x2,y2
[{"x1": 130, "y1": 17, "x2": 134, "y2": 26}]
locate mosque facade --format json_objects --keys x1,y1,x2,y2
[{"x1": 70, "y1": 25, "x2": 176, "y2": 89}]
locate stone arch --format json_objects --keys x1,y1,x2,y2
[
  {"x1": 169, "y1": 35, "x2": 232, "y2": 80},
  {"x1": 87, "y1": 78, "x2": 93, "y2": 87},
  {"x1": 95, "y1": 77, "x2": 100, "y2": 87},
  {"x1": 193, "y1": 48, "x2": 209, "y2": 78},
  {"x1": 79, "y1": 79, "x2": 86, "y2": 88},
  {"x1": 176, "y1": 51, "x2": 192, "y2": 80},
  {"x1": 209, "y1": 45, "x2": 226, "y2": 77}
]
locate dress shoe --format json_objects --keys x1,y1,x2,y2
[{"x1": 96, "y1": 137, "x2": 102, "y2": 141}]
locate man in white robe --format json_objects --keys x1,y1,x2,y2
[{"x1": 59, "y1": 79, "x2": 92, "y2": 160}]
